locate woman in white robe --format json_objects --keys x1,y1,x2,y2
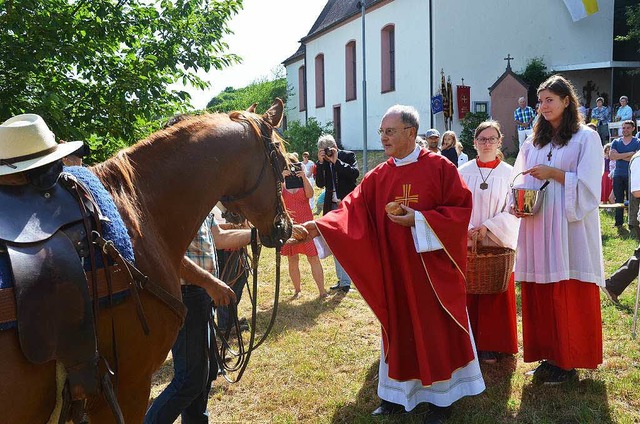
[
  {"x1": 511, "y1": 75, "x2": 604, "y2": 385},
  {"x1": 459, "y1": 121, "x2": 520, "y2": 365}
]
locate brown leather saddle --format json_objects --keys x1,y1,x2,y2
[{"x1": 0, "y1": 172, "x2": 106, "y2": 421}]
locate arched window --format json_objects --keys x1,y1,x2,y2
[
  {"x1": 345, "y1": 40, "x2": 357, "y2": 101},
  {"x1": 298, "y1": 65, "x2": 306, "y2": 112},
  {"x1": 315, "y1": 54, "x2": 325, "y2": 108},
  {"x1": 381, "y1": 25, "x2": 395, "y2": 93}
]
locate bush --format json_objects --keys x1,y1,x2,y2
[
  {"x1": 282, "y1": 118, "x2": 333, "y2": 158},
  {"x1": 459, "y1": 112, "x2": 490, "y2": 159}
]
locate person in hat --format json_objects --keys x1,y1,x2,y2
[
  {"x1": 424, "y1": 129, "x2": 441, "y2": 155},
  {"x1": 0, "y1": 114, "x2": 84, "y2": 180}
]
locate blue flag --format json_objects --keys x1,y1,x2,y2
[{"x1": 431, "y1": 94, "x2": 444, "y2": 114}]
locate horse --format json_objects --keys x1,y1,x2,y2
[{"x1": 0, "y1": 98, "x2": 292, "y2": 423}]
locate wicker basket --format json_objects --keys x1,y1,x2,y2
[{"x1": 465, "y1": 236, "x2": 515, "y2": 295}]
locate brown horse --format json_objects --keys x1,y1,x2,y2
[{"x1": 0, "y1": 99, "x2": 292, "y2": 423}]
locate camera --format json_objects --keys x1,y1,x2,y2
[
  {"x1": 285, "y1": 162, "x2": 304, "y2": 189},
  {"x1": 324, "y1": 147, "x2": 334, "y2": 157}
]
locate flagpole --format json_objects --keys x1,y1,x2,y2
[
  {"x1": 429, "y1": 0, "x2": 434, "y2": 128},
  {"x1": 358, "y1": 1, "x2": 368, "y2": 174}
]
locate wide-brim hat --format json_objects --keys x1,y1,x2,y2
[{"x1": 0, "y1": 113, "x2": 83, "y2": 176}]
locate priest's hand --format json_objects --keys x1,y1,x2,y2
[{"x1": 387, "y1": 204, "x2": 415, "y2": 227}]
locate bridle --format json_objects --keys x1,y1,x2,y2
[{"x1": 214, "y1": 114, "x2": 290, "y2": 382}]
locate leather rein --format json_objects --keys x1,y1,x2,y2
[{"x1": 214, "y1": 116, "x2": 288, "y2": 383}]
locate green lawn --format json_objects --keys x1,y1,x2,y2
[{"x1": 151, "y1": 209, "x2": 640, "y2": 423}]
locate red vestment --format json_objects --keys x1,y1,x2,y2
[{"x1": 316, "y1": 150, "x2": 475, "y2": 385}]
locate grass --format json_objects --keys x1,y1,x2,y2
[{"x1": 150, "y1": 209, "x2": 640, "y2": 423}]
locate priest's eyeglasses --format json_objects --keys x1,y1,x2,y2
[
  {"x1": 475, "y1": 136, "x2": 500, "y2": 145},
  {"x1": 378, "y1": 126, "x2": 412, "y2": 136}
]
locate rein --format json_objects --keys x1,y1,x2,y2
[{"x1": 213, "y1": 115, "x2": 288, "y2": 382}]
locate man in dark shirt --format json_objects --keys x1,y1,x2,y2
[{"x1": 315, "y1": 134, "x2": 359, "y2": 292}]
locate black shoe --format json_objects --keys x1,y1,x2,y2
[
  {"x1": 329, "y1": 282, "x2": 341, "y2": 291},
  {"x1": 478, "y1": 350, "x2": 498, "y2": 364},
  {"x1": 423, "y1": 404, "x2": 452, "y2": 424},
  {"x1": 543, "y1": 366, "x2": 577, "y2": 385},
  {"x1": 371, "y1": 399, "x2": 406, "y2": 416},
  {"x1": 526, "y1": 360, "x2": 553, "y2": 379},
  {"x1": 339, "y1": 286, "x2": 350, "y2": 293}
]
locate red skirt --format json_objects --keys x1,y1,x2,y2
[
  {"x1": 467, "y1": 273, "x2": 518, "y2": 354},
  {"x1": 521, "y1": 279, "x2": 602, "y2": 369},
  {"x1": 601, "y1": 171, "x2": 613, "y2": 202}
]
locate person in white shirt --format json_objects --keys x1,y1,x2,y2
[
  {"x1": 456, "y1": 141, "x2": 468, "y2": 167},
  {"x1": 615, "y1": 95, "x2": 633, "y2": 121},
  {"x1": 301, "y1": 151, "x2": 316, "y2": 210},
  {"x1": 510, "y1": 75, "x2": 603, "y2": 385},
  {"x1": 459, "y1": 121, "x2": 520, "y2": 365}
]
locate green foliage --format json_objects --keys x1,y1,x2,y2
[
  {"x1": 0, "y1": 0, "x2": 243, "y2": 163},
  {"x1": 516, "y1": 57, "x2": 552, "y2": 104},
  {"x1": 206, "y1": 69, "x2": 287, "y2": 115},
  {"x1": 459, "y1": 111, "x2": 489, "y2": 159},
  {"x1": 616, "y1": 4, "x2": 640, "y2": 47},
  {"x1": 616, "y1": 4, "x2": 640, "y2": 75},
  {"x1": 282, "y1": 118, "x2": 333, "y2": 157}
]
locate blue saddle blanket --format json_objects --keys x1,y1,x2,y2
[{"x1": 0, "y1": 166, "x2": 135, "y2": 309}]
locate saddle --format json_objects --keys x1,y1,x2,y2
[{"x1": 0, "y1": 167, "x2": 117, "y2": 423}]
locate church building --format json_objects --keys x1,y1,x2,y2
[{"x1": 283, "y1": 0, "x2": 639, "y2": 154}]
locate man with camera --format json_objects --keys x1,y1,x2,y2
[{"x1": 315, "y1": 134, "x2": 359, "y2": 293}]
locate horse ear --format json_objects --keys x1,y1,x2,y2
[
  {"x1": 246, "y1": 103, "x2": 258, "y2": 113},
  {"x1": 263, "y1": 98, "x2": 284, "y2": 128}
]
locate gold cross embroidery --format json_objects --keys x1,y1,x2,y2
[{"x1": 394, "y1": 184, "x2": 419, "y2": 207}]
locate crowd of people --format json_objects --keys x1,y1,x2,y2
[
  {"x1": 1, "y1": 73, "x2": 635, "y2": 424},
  {"x1": 293, "y1": 74, "x2": 614, "y2": 422}
]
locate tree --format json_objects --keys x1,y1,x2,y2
[
  {"x1": 0, "y1": 0, "x2": 243, "y2": 162},
  {"x1": 516, "y1": 57, "x2": 552, "y2": 107},
  {"x1": 616, "y1": 3, "x2": 640, "y2": 74},
  {"x1": 206, "y1": 67, "x2": 288, "y2": 115},
  {"x1": 283, "y1": 118, "x2": 333, "y2": 156}
]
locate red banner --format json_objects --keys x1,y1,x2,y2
[{"x1": 457, "y1": 85, "x2": 470, "y2": 120}]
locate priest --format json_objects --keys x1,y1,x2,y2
[{"x1": 302, "y1": 105, "x2": 484, "y2": 423}]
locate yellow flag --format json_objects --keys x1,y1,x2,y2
[{"x1": 563, "y1": 0, "x2": 599, "y2": 22}]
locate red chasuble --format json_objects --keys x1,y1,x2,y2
[{"x1": 317, "y1": 149, "x2": 474, "y2": 385}]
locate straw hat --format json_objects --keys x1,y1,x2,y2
[{"x1": 0, "y1": 114, "x2": 83, "y2": 176}]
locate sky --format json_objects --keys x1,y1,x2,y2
[{"x1": 180, "y1": 0, "x2": 329, "y2": 109}]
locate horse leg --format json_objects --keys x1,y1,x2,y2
[
  {"x1": 87, "y1": 379, "x2": 152, "y2": 424},
  {"x1": 0, "y1": 330, "x2": 57, "y2": 423},
  {"x1": 88, "y1": 294, "x2": 182, "y2": 423}
]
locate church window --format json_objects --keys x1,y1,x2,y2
[
  {"x1": 298, "y1": 65, "x2": 306, "y2": 112},
  {"x1": 315, "y1": 54, "x2": 325, "y2": 108},
  {"x1": 346, "y1": 40, "x2": 357, "y2": 101},
  {"x1": 381, "y1": 25, "x2": 395, "y2": 93}
]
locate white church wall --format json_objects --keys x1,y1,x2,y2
[
  {"x1": 284, "y1": 0, "x2": 616, "y2": 151},
  {"x1": 431, "y1": 0, "x2": 614, "y2": 135}
]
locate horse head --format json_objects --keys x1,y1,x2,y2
[{"x1": 223, "y1": 98, "x2": 292, "y2": 248}]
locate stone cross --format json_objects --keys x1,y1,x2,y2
[{"x1": 504, "y1": 54, "x2": 514, "y2": 70}]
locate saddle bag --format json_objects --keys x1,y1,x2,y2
[{"x1": 0, "y1": 173, "x2": 100, "y2": 398}]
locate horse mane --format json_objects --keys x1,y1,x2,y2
[
  {"x1": 91, "y1": 150, "x2": 143, "y2": 237},
  {"x1": 228, "y1": 110, "x2": 289, "y2": 162},
  {"x1": 90, "y1": 108, "x2": 288, "y2": 238}
]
